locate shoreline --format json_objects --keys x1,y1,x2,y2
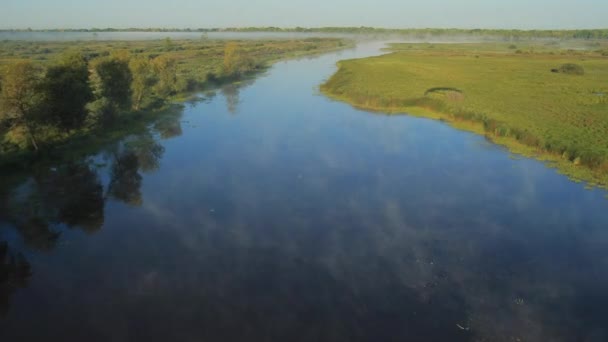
[
  {"x1": 320, "y1": 89, "x2": 608, "y2": 190},
  {"x1": 0, "y1": 40, "x2": 355, "y2": 169}
]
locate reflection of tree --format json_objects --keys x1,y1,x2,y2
[
  {"x1": 0, "y1": 126, "x2": 167, "y2": 317},
  {"x1": 1, "y1": 163, "x2": 106, "y2": 250},
  {"x1": 108, "y1": 151, "x2": 143, "y2": 206},
  {"x1": 0, "y1": 242, "x2": 31, "y2": 317},
  {"x1": 220, "y1": 78, "x2": 256, "y2": 115},
  {"x1": 155, "y1": 119, "x2": 182, "y2": 140},
  {"x1": 14, "y1": 218, "x2": 60, "y2": 252},
  {"x1": 38, "y1": 164, "x2": 105, "y2": 234},
  {"x1": 108, "y1": 134, "x2": 165, "y2": 206},
  {"x1": 129, "y1": 135, "x2": 165, "y2": 172},
  {"x1": 153, "y1": 114, "x2": 182, "y2": 140},
  {"x1": 221, "y1": 83, "x2": 240, "y2": 115}
]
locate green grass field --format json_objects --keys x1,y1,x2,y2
[{"x1": 321, "y1": 42, "x2": 608, "y2": 187}]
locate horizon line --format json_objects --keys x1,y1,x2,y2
[{"x1": 1, "y1": 26, "x2": 608, "y2": 32}]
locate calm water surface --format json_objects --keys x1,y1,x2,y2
[{"x1": 1, "y1": 42, "x2": 608, "y2": 342}]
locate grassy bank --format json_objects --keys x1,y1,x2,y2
[
  {"x1": 321, "y1": 42, "x2": 608, "y2": 187},
  {"x1": 0, "y1": 37, "x2": 352, "y2": 165}
]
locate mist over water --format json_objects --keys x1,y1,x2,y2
[{"x1": 1, "y1": 42, "x2": 608, "y2": 342}]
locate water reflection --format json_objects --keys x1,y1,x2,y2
[
  {"x1": 222, "y1": 84, "x2": 241, "y2": 115},
  {"x1": 0, "y1": 242, "x2": 30, "y2": 317},
  {"x1": 153, "y1": 116, "x2": 182, "y2": 140},
  {"x1": 0, "y1": 108, "x2": 181, "y2": 316},
  {"x1": 220, "y1": 79, "x2": 255, "y2": 115},
  {"x1": 1, "y1": 44, "x2": 608, "y2": 341},
  {"x1": 106, "y1": 134, "x2": 165, "y2": 206}
]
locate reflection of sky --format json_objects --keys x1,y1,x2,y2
[{"x1": 2, "y1": 42, "x2": 608, "y2": 341}]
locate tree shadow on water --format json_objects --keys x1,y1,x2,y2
[{"x1": 0, "y1": 131, "x2": 166, "y2": 316}]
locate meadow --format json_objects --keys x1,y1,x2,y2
[{"x1": 321, "y1": 41, "x2": 608, "y2": 187}]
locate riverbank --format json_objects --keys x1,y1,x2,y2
[
  {"x1": 321, "y1": 42, "x2": 608, "y2": 188},
  {"x1": 0, "y1": 37, "x2": 354, "y2": 167}
]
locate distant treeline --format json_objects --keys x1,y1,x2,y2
[{"x1": 2, "y1": 27, "x2": 608, "y2": 39}]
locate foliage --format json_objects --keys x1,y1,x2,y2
[
  {"x1": 40, "y1": 52, "x2": 93, "y2": 131},
  {"x1": 558, "y1": 63, "x2": 585, "y2": 75},
  {"x1": 91, "y1": 53, "x2": 133, "y2": 111},
  {"x1": 222, "y1": 42, "x2": 258, "y2": 78},
  {"x1": 0, "y1": 61, "x2": 43, "y2": 149},
  {"x1": 129, "y1": 56, "x2": 157, "y2": 110},
  {"x1": 0, "y1": 38, "x2": 350, "y2": 158},
  {"x1": 150, "y1": 55, "x2": 177, "y2": 98},
  {"x1": 223, "y1": 42, "x2": 241, "y2": 77}
]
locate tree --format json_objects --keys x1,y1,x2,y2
[
  {"x1": 151, "y1": 55, "x2": 177, "y2": 98},
  {"x1": 129, "y1": 56, "x2": 157, "y2": 110},
  {"x1": 222, "y1": 42, "x2": 256, "y2": 78},
  {"x1": 223, "y1": 42, "x2": 241, "y2": 77},
  {"x1": 0, "y1": 61, "x2": 43, "y2": 150},
  {"x1": 41, "y1": 52, "x2": 93, "y2": 132},
  {"x1": 91, "y1": 53, "x2": 133, "y2": 111}
]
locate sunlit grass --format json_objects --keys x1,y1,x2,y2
[{"x1": 321, "y1": 42, "x2": 608, "y2": 187}]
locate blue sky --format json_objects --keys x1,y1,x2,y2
[{"x1": 2, "y1": 0, "x2": 607, "y2": 29}]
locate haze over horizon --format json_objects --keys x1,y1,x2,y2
[{"x1": 2, "y1": 0, "x2": 608, "y2": 30}]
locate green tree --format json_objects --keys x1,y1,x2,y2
[
  {"x1": 41, "y1": 52, "x2": 93, "y2": 132},
  {"x1": 91, "y1": 53, "x2": 133, "y2": 111},
  {"x1": 151, "y1": 55, "x2": 177, "y2": 98},
  {"x1": 222, "y1": 42, "x2": 241, "y2": 77},
  {"x1": 0, "y1": 61, "x2": 43, "y2": 150},
  {"x1": 222, "y1": 42, "x2": 256, "y2": 78},
  {"x1": 129, "y1": 56, "x2": 157, "y2": 110}
]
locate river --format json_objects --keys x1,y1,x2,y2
[{"x1": 1, "y1": 42, "x2": 607, "y2": 342}]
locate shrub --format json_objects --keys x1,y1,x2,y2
[{"x1": 557, "y1": 63, "x2": 585, "y2": 75}]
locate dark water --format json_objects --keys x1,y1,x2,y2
[{"x1": 1, "y1": 42, "x2": 608, "y2": 342}]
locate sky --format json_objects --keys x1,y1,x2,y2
[{"x1": 2, "y1": 0, "x2": 607, "y2": 30}]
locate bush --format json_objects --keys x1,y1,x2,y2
[{"x1": 557, "y1": 63, "x2": 585, "y2": 75}]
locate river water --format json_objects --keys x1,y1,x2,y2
[{"x1": 1, "y1": 42, "x2": 608, "y2": 342}]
